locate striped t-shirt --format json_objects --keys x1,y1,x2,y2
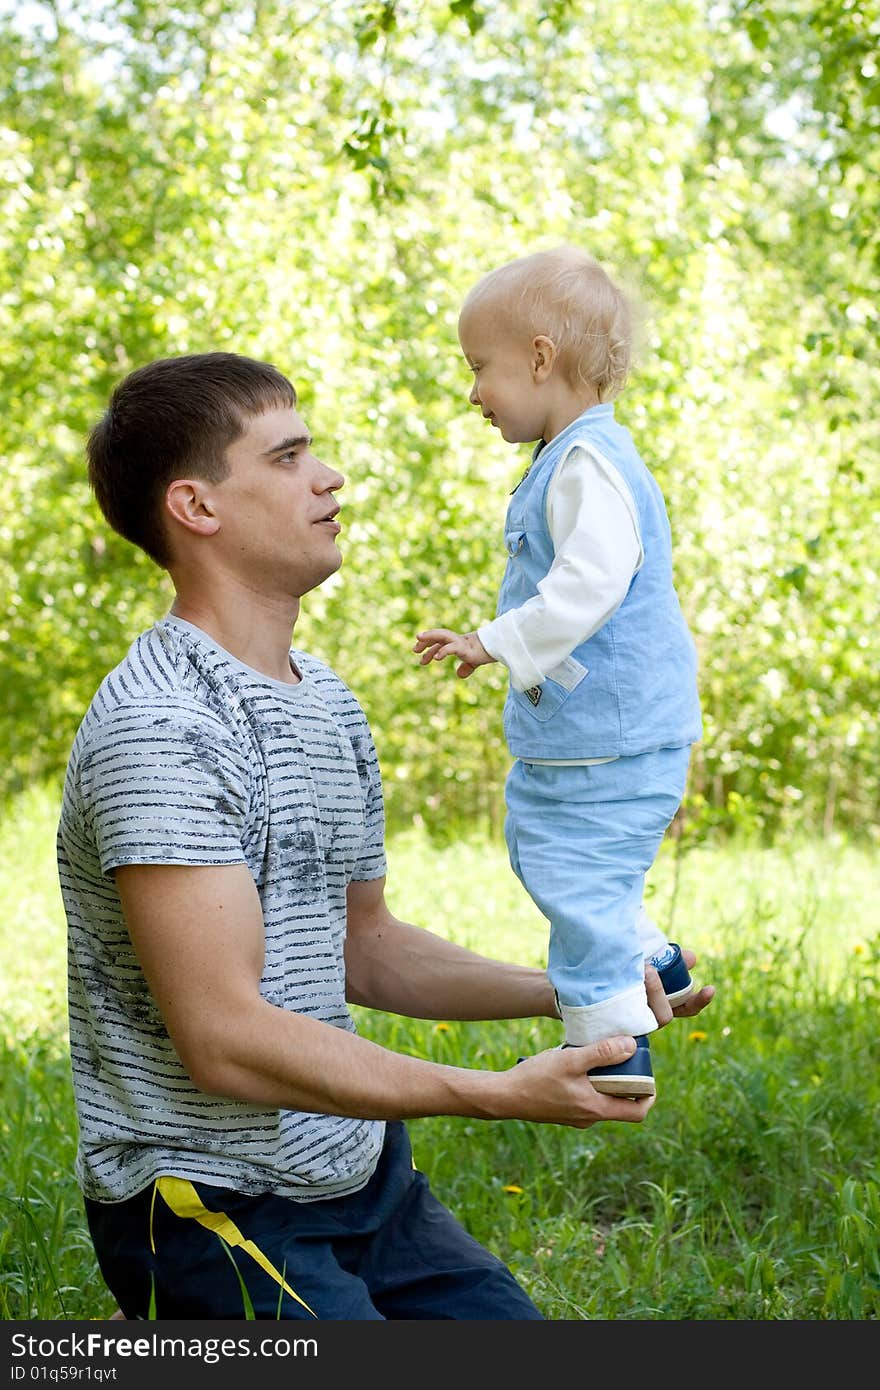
[{"x1": 57, "y1": 617, "x2": 387, "y2": 1204}]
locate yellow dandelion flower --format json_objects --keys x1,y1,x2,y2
[
  {"x1": 688, "y1": 1030, "x2": 708, "y2": 1043},
  {"x1": 853, "y1": 943, "x2": 865, "y2": 955},
  {"x1": 503, "y1": 1184, "x2": 524, "y2": 1195},
  {"x1": 434, "y1": 1022, "x2": 450, "y2": 1033}
]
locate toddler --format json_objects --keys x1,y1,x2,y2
[{"x1": 414, "y1": 246, "x2": 702, "y2": 1097}]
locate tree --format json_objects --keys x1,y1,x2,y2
[{"x1": 1, "y1": 0, "x2": 876, "y2": 839}]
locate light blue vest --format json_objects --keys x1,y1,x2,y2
[{"x1": 497, "y1": 403, "x2": 702, "y2": 759}]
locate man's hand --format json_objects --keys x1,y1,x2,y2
[
  {"x1": 414, "y1": 628, "x2": 495, "y2": 679},
  {"x1": 646, "y1": 947, "x2": 715, "y2": 1029},
  {"x1": 499, "y1": 1035, "x2": 655, "y2": 1128}
]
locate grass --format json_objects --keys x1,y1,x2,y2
[{"x1": 1, "y1": 784, "x2": 878, "y2": 1320}]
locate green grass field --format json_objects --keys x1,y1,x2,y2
[{"x1": 1, "y1": 784, "x2": 878, "y2": 1320}]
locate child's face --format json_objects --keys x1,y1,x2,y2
[{"x1": 458, "y1": 298, "x2": 547, "y2": 445}]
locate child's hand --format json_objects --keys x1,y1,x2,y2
[{"x1": 413, "y1": 629, "x2": 495, "y2": 679}]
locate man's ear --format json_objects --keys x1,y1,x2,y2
[
  {"x1": 532, "y1": 335, "x2": 557, "y2": 383},
  {"x1": 164, "y1": 479, "x2": 221, "y2": 538}
]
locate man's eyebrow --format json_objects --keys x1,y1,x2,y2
[{"x1": 262, "y1": 434, "x2": 312, "y2": 457}]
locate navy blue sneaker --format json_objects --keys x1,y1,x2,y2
[
  {"x1": 517, "y1": 1040, "x2": 655, "y2": 1098},
  {"x1": 586, "y1": 1035, "x2": 654, "y2": 1099},
  {"x1": 650, "y1": 942, "x2": 694, "y2": 1006}
]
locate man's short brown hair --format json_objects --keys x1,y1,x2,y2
[{"x1": 87, "y1": 352, "x2": 297, "y2": 566}]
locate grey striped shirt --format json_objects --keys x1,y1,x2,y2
[{"x1": 57, "y1": 617, "x2": 387, "y2": 1203}]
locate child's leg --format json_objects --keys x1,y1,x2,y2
[
  {"x1": 635, "y1": 902, "x2": 669, "y2": 958},
  {"x1": 504, "y1": 749, "x2": 691, "y2": 1048}
]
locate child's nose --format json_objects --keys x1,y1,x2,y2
[{"x1": 468, "y1": 382, "x2": 479, "y2": 405}]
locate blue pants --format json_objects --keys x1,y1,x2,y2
[
  {"x1": 84, "y1": 1121, "x2": 543, "y2": 1320},
  {"x1": 504, "y1": 747, "x2": 691, "y2": 1043}
]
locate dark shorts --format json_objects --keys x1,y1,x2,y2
[{"x1": 84, "y1": 1121, "x2": 544, "y2": 1320}]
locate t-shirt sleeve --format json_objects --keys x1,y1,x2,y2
[
  {"x1": 79, "y1": 697, "x2": 252, "y2": 874},
  {"x1": 350, "y1": 720, "x2": 387, "y2": 882}
]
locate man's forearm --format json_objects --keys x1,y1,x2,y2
[
  {"x1": 190, "y1": 993, "x2": 513, "y2": 1121},
  {"x1": 186, "y1": 992, "x2": 649, "y2": 1133},
  {"x1": 344, "y1": 915, "x2": 559, "y2": 1022}
]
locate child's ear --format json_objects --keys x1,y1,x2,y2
[{"x1": 532, "y1": 335, "x2": 557, "y2": 383}]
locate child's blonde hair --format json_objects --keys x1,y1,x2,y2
[{"x1": 461, "y1": 245, "x2": 637, "y2": 400}]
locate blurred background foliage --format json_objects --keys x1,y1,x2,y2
[{"x1": 1, "y1": 0, "x2": 877, "y2": 842}]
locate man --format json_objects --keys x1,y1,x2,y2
[{"x1": 57, "y1": 352, "x2": 714, "y2": 1320}]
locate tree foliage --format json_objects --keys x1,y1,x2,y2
[{"x1": 1, "y1": 0, "x2": 877, "y2": 840}]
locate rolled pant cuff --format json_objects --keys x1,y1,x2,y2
[{"x1": 559, "y1": 984, "x2": 658, "y2": 1046}]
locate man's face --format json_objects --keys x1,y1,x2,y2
[{"x1": 210, "y1": 406, "x2": 345, "y2": 598}]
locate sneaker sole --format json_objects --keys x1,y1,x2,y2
[
  {"x1": 664, "y1": 980, "x2": 695, "y2": 1007},
  {"x1": 591, "y1": 1074, "x2": 656, "y2": 1099}
]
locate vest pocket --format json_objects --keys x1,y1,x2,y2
[{"x1": 512, "y1": 657, "x2": 588, "y2": 723}]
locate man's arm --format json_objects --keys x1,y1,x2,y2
[
  {"x1": 115, "y1": 861, "x2": 657, "y2": 1129},
  {"x1": 344, "y1": 874, "x2": 559, "y2": 1021},
  {"x1": 345, "y1": 875, "x2": 715, "y2": 1024}
]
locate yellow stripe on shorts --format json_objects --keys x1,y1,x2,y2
[{"x1": 153, "y1": 1176, "x2": 317, "y2": 1318}]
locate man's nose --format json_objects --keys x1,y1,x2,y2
[
  {"x1": 468, "y1": 382, "x2": 479, "y2": 406},
  {"x1": 317, "y1": 462, "x2": 344, "y2": 491}
]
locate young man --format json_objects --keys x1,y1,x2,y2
[{"x1": 58, "y1": 352, "x2": 714, "y2": 1321}]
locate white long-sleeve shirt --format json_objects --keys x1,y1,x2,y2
[{"x1": 478, "y1": 443, "x2": 644, "y2": 693}]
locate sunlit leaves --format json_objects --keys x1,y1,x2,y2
[{"x1": 0, "y1": 0, "x2": 876, "y2": 840}]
